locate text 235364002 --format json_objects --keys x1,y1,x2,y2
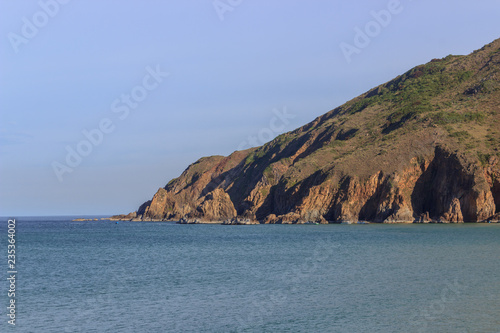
[{"x1": 7, "y1": 219, "x2": 17, "y2": 326}]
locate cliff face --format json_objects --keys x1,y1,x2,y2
[{"x1": 116, "y1": 38, "x2": 500, "y2": 223}]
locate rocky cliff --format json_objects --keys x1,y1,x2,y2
[{"x1": 114, "y1": 38, "x2": 500, "y2": 223}]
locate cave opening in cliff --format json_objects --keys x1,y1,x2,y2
[{"x1": 493, "y1": 179, "x2": 500, "y2": 214}]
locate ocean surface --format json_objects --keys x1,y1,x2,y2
[{"x1": 1, "y1": 216, "x2": 499, "y2": 333}]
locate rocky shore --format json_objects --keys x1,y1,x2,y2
[{"x1": 111, "y1": 39, "x2": 500, "y2": 225}]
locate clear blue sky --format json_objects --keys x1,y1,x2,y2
[{"x1": 1, "y1": 0, "x2": 499, "y2": 216}]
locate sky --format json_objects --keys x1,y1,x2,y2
[{"x1": 0, "y1": 0, "x2": 499, "y2": 216}]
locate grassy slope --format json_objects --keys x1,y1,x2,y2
[
  {"x1": 132, "y1": 38, "x2": 500, "y2": 222},
  {"x1": 238, "y1": 38, "x2": 500, "y2": 190}
]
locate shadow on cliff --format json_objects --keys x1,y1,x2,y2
[
  {"x1": 357, "y1": 174, "x2": 392, "y2": 222},
  {"x1": 411, "y1": 147, "x2": 476, "y2": 221},
  {"x1": 492, "y1": 178, "x2": 500, "y2": 214},
  {"x1": 200, "y1": 131, "x2": 317, "y2": 214},
  {"x1": 254, "y1": 169, "x2": 329, "y2": 220}
]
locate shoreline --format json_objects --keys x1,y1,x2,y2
[{"x1": 91, "y1": 217, "x2": 500, "y2": 224}]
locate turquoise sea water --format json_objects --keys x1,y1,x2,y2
[{"x1": 1, "y1": 217, "x2": 500, "y2": 332}]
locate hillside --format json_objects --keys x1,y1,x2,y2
[{"x1": 115, "y1": 38, "x2": 500, "y2": 223}]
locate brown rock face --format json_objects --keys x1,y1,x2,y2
[
  {"x1": 126, "y1": 145, "x2": 498, "y2": 223},
  {"x1": 194, "y1": 188, "x2": 237, "y2": 221},
  {"x1": 441, "y1": 198, "x2": 464, "y2": 222},
  {"x1": 128, "y1": 152, "x2": 248, "y2": 222},
  {"x1": 115, "y1": 38, "x2": 500, "y2": 223}
]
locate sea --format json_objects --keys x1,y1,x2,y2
[{"x1": 1, "y1": 216, "x2": 499, "y2": 333}]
